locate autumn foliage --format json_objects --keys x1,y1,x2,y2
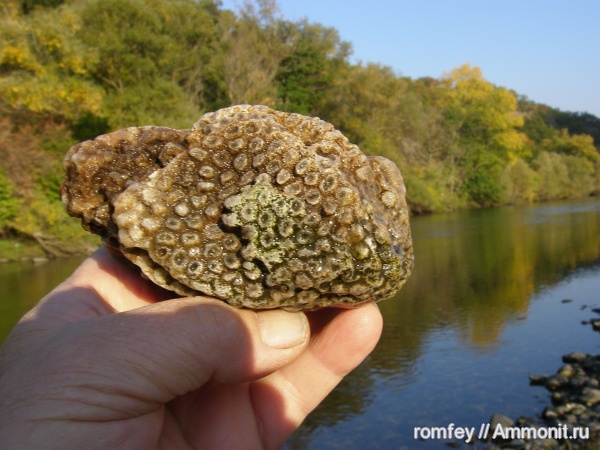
[{"x1": 1, "y1": 0, "x2": 599, "y2": 246}]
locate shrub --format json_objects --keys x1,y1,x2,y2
[
  {"x1": 501, "y1": 158, "x2": 539, "y2": 204},
  {"x1": 0, "y1": 170, "x2": 21, "y2": 232}
]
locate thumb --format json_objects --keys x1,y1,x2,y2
[{"x1": 10, "y1": 294, "x2": 309, "y2": 422}]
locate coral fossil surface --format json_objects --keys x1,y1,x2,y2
[{"x1": 62, "y1": 105, "x2": 413, "y2": 310}]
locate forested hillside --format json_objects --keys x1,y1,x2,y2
[{"x1": 1, "y1": 0, "x2": 599, "y2": 256}]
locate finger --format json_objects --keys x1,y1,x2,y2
[
  {"x1": 67, "y1": 247, "x2": 175, "y2": 311},
  {"x1": 252, "y1": 302, "x2": 383, "y2": 448},
  {"x1": 19, "y1": 296, "x2": 309, "y2": 422},
  {"x1": 14, "y1": 248, "x2": 174, "y2": 337}
]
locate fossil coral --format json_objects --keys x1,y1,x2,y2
[{"x1": 62, "y1": 105, "x2": 413, "y2": 310}]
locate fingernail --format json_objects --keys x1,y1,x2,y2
[{"x1": 255, "y1": 310, "x2": 308, "y2": 349}]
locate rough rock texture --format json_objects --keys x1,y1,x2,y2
[{"x1": 62, "y1": 105, "x2": 413, "y2": 310}]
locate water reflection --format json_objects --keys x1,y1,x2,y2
[
  {"x1": 0, "y1": 256, "x2": 88, "y2": 342},
  {"x1": 285, "y1": 198, "x2": 600, "y2": 448}
]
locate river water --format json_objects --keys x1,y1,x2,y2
[{"x1": 2, "y1": 198, "x2": 600, "y2": 448}]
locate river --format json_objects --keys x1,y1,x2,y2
[{"x1": 2, "y1": 198, "x2": 600, "y2": 448}]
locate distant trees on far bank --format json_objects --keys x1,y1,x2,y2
[{"x1": 1, "y1": 0, "x2": 599, "y2": 244}]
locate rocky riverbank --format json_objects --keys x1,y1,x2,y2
[
  {"x1": 0, "y1": 235, "x2": 96, "y2": 264},
  {"x1": 479, "y1": 314, "x2": 600, "y2": 449}
]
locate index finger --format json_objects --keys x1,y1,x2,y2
[{"x1": 31, "y1": 247, "x2": 175, "y2": 324}]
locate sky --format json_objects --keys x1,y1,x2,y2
[{"x1": 220, "y1": 0, "x2": 600, "y2": 117}]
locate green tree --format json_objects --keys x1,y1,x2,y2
[
  {"x1": 433, "y1": 64, "x2": 531, "y2": 206},
  {"x1": 563, "y1": 154, "x2": 595, "y2": 197},
  {"x1": 219, "y1": 0, "x2": 292, "y2": 105},
  {"x1": 521, "y1": 113, "x2": 556, "y2": 157},
  {"x1": 546, "y1": 109, "x2": 600, "y2": 149},
  {"x1": 462, "y1": 144, "x2": 505, "y2": 207},
  {"x1": 540, "y1": 128, "x2": 598, "y2": 163},
  {"x1": 275, "y1": 20, "x2": 350, "y2": 115},
  {"x1": 321, "y1": 63, "x2": 409, "y2": 158},
  {"x1": 0, "y1": 170, "x2": 20, "y2": 231},
  {"x1": 500, "y1": 158, "x2": 539, "y2": 204},
  {"x1": 79, "y1": 0, "x2": 222, "y2": 128},
  {"x1": 532, "y1": 151, "x2": 570, "y2": 201},
  {"x1": 21, "y1": 0, "x2": 66, "y2": 14}
]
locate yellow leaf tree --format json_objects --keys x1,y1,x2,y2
[
  {"x1": 436, "y1": 64, "x2": 529, "y2": 206},
  {"x1": 0, "y1": 2, "x2": 103, "y2": 121}
]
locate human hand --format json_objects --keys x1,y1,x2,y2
[{"x1": 0, "y1": 248, "x2": 382, "y2": 449}]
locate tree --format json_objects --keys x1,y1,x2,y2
[
  {"x1": 532, "y1": 152, "x2": 570, "y2": 201},
  {"x1": 501, "y1": 158, "x2": 539, "y2": 204},
  {"x1": 275, "y1": 20, "x2": 350, "y2": 115},
  {"x1": 0, "y1": 2, "x2": 103, "y2": 121},
  {"x1": 563, "y1": 154, "x2": 595, "y2": 197},
  {"x1": 79, "y1": 0, "x2": 223, "y2": 128},
  {"x1": 441, "y1": 65, "x2": 528, "y2": 158},
  {"x1": 21, "y1": 0, "x2": 66, "y2": 14},
  {"x1": 0, "y1": 170, "x2": 20, "y2": 231},
  {"x1": 540, "y1": 129, "x2": 598, "y2": 163},
  {"x1": 546, "y1": 110, "x2": 600, "y2": 149},
  {"x1": 321, "y1": 63, "x2": 409, "y2": 157},
  {"x1": 462, "y1": 144, "x2": 505, "y2": 207},
  {"x1": 220, "y1": 0, "x2": 292, "y2": 105},
  {"x1": 434, "y1": 64, "x2": 530, "y2": 206}
]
